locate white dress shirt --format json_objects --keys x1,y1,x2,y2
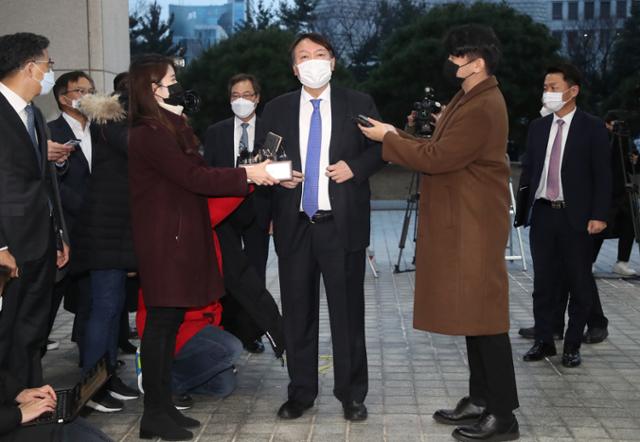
[
  {"x1": 534, "y1": 107, "x2": 577, "y2": 201},
  {"x1": 62, "y1": 112, "x2": 92, "y2": 172},
  {"x1": 233, "y1": 114, "x2": 256, "y2": 163},
  {"x1": 0, "y1": 83, "x2": 32, "y2": 252},
  {"x1": 299, "y1": 85, "x2": 332, "y2": 211}
]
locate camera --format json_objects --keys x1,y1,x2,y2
[
  {"x1": 412, "y1": 87, "x2": 442, "y2": 137},
  {"x1": 182, "y1": 90, "x2": 201, "y2": 114}
]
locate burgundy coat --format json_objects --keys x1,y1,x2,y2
[{"x1": 128, "y1": 110, "x2": 248, "y2": 307}]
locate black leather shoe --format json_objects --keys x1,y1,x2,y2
[
  {"x1": 452, "y1": 413, "x2": 519, "y2": 442},
  {"x1": 523, "y1": 341, "x2": 556, "y2": 361},
  {"x1": 342, "y1": 401, "x2": 367, "y2": 421},
  {"x1": 433, "y1": 396, "x2": 485, "y2": 425},
  {"x1": 277, "y1": 400, "x2": 313, "y2": 419},
  {"x1": 583, "y1": 327, "x2": 608, "y2": 344},
  {"x1": 562, "y1": 347, "x2": 581, "y2": 367},
  {"x1": 244, "y1": 339, "x2": 265, "y2": 354},
  {"x1": 518, "y1": 326, "x2": 562, "y2": 341}
]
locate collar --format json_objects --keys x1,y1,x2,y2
[
  {"x1": 458, "y1": 76, "x2": 499, "y2": 106},
  {"x1": 234, "y1": 114, "x2": 256, "y2": 129},
  {"x1": 158, "y1": 101, "x2": 184, "y2": 116},
  {"x1": 0, "y1": 81, "x2": 29, "y2": 115},
  {"x1": 553, "y1": 107, "x2": 577, "y2": 126},
  {"x1": 62, "y1": 111, "x2": 89, "y2": 132},
  {"x1": 301, "y1": 84, "x2": 331, "y2": 104}
]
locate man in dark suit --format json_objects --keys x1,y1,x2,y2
[
  {"x1": 0, "y1": 32, "x2": 70, "y2": 386},
  {"x1": 204, "y1": 74, "x2": 270, "y2": 353},
  {"x1": 43, "y1": 71, "x2": 95, "y2": 355},
  {"x1": 260, "y1": 33, "x2": 385, "y2": 421},
  {"x1": 519, "y1": 63, "x2": 611, "y2": 368}
]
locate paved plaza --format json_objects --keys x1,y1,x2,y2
[{"x1": 43, "y1": 210, "x2": 640, "y2": 442}]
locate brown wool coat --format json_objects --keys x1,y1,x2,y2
[
  {"x1": 128, "y1": 110, "x2": 248, "y2": 308},
  {"x1": 382, "y1": 76, "x2": 511, "y2": 336}
]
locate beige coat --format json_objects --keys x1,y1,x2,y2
[{"x1": 382, "y1": 76, "x2": 510, "y2": 336}]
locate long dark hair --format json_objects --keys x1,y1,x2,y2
[{"x1": 128, "y1": 54, "x2": 198, "y2": 154}]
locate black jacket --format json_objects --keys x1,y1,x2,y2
[
  {"x1": 0, "y1": 94, "x2": 65, "y2": 263},
  {"x1": 47, "y1": 115, "x2": 91, "y2": 235},
  {"x1": 520, "y1": 109, "x2": 611, "y2": 231},
  {"x1": 0, "y1": 370, "x2": 22, "y2": 436},
  {"x1": 204, "y1": 117, "x2": 271, "y2": 231},
  {"x1": 71, "y1": 94, "x2": 136, "y2": 273},
  {"x1": 259, "y1": 86, "x2": 385, "y2": 257}
]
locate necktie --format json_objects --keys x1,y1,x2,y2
[
  {"x1": 240, "y1": 122, "x2": 250, "y2": 153},
  {"x1": 302, "y1": 99, "x2": 322, "y2": 218},
  {"x1": 546, "y1": 119, "x2": 564, "y2": 200},
  {"x1": 25, "y1": 104, "x2": 42, "y2": 169}
]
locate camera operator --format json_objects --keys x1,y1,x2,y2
[
  {"x1": 592, "y1": 111, "x2": 638, "y2": 276},
  {"x1": 359, "y1": 24, "x2": 519, "y2": 442}
]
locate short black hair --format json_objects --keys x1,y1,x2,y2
[
  {"x1": 604, "y1": 110, "x2": 623, "y2": 123},
  {"x1": 53, "y1": 71, "x2": 95, "y2": 110},
  {"x1": 228, "y1": 73, "x2": 261, "y2": 96},
  {"x1": 113, "y1": 72, "x2": 128, "y2": 93},
  {"x1": 545, "y1": 63, "x2": 582, "y2": 87},
  {"x1": 0, "y1": 32, "x2": 49, "y2": 80},
  {"x1": 443, "y1": 24, "x2": 501, "y2": 75},
  {"x1": 290, "y1": 33, "x2": 335, "y2": 65}
]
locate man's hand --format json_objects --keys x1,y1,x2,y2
[
  {"x1": 47, "y1": 141, "x2": 74, "y2": 163},
  {"x1": 358, "y1": 117, "x2": 397, "y2": 142},
  {"x1": 16, "y1": 386, "x2": 57, "y2": 404},
  {"x1": 0, "y1": 249, "x2": 19, "y2": 278},
  {"x1": 19, "y1": 398, "x2": 56, "y2": 424},
  {"x1": 406, "y1": 111, "x2": 416, "y2": 128},
  {"x1": 56, "y1": 241, "x2": 70, "y2": 269},
  {"x1": 326, "y1": 161, "x2": 354, "y2": 183},
  {"x1": 587, "y1": 220, "x2": 607, "y2": 235},
  {"x1": 280, "y1": 170, "x2": 304, "y2": 189}
]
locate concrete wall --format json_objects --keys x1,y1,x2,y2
[{"x1": 0, "y1": 0, "x2": 130, "y2": 120}]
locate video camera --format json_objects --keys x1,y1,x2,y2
[{"x1": 413, "y1": 87, "x2": 443, "y2": 137}]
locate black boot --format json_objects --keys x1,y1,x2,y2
[
  {"x1": 166, "y1": 405, "x2": 200, "y2": 429},
  {"x1": 140, "y1": 412, "x2": 193, "y2": 441}
]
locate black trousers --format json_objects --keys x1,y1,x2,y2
[
  {"x1": 466, "y1": 334, "x2": 519, "y2": 418},
  {"x1": 241, "y1": 219, "x2": 270, "y2": 283},
  {"x1": 0, "y1": 231, "x2": 56, "y2": 387},
  {"x1": 278, "y1": 216, "x2": 367, "y2": 406},
  {"x1": 69, "y1": 274, "x2": 92, "y2": 365},
  {"x1": 141, "y1": 306, "x2": 185, "y2": 416},
  {"x1": 530, "y1": 202, "x2": 596, "y2": 348},
  {"x1": 553, "y1": 283, "x2": 608, "y2": 333}
]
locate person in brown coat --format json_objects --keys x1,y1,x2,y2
[
  {"x1": 359, "y1": 25, "x2": 519, "y2": 442},
  {"x1": 127, "y1": 54, "x2": 277, "y2": 441}
]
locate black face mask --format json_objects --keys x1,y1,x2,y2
[
  {"x1": 442, "y1": 59, "x2": 476, "y2": 88},
  {"x1": 164, "y1": 82, "x2": 184, "y2": 106}
]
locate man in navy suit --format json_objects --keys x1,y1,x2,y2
[
  {"x1": 204, "y1": 74, "x2": 270, "y2": 354},
  {"x1": 0, "y1": 32, "x2": 70, "y2": 386},
  {"x1": 260, "y1": 33, "x2": 385, "y2": 421},
  {"x1": 43, "y1": 71, "x2": 95, "y2": 356},
  {"x1": 519, "y1": 63, "x2": 611, "y2": 368}
]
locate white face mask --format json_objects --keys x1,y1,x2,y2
[
  {"x1": 296, "y1": 59, "x2": 332, "y2": 89},
  {"x1": 541, "y1": 91, "x2": 568, "y2": 113},
  {"x1": 158, "y1": 101, "x2": 184, "y2": 116},
  {"x1": 539, "y1": 106, "x2": 553, "y2": 117},
  {"x1": 36, "y1": 67, "x2": 55, "y2": 96},
  {"x1": 231, "y1": 98, "x2": 256, "y2": 119}
]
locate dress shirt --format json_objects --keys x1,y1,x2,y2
[
  {"x1": 299, "y1": 85, "x2": 332, "y2": 211},
  {"x1": 62, "y1": 112, "x2": 92, "y2": 172},
  {"x1": 534, "y1": 107, "x2": 577, "y2": 201},
  {"x1": 233, "y1": 114, "x2": 256, "y2": 162}
]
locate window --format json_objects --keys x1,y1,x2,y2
[
  {"x1": 568, "y1": 1, "x2": 578, "y2": 19},
  {"x1": 601, "y1": 1, "x2": 611, "y2": 18},
  {"x1": 552, "y1": 1, "x2": 563, "y2": 19},
  {"x1": 616, "y1": 0, "x2": 628, "y2": 17},
  {"x1": 585, "y1": 1, "x2": 595, "y2": 19}
]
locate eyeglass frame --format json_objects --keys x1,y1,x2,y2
[
  {"x1": 230, "y1": 92, "x2": 257, "y2": 100},
  {"x1": 27, "y1": 58, "x2": 55, "y2": 69},
  {"x1": 62, "y1": 87, "x2": 96, "y2": 96}
]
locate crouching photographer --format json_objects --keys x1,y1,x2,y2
[{"x1": 358, "y1": 24, "x2": 519, "y2": 442}]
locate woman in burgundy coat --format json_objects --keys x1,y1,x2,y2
[{"x1": 127, "y1": 54, "x2": 276, "y2": 441}]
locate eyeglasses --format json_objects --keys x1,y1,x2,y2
[
  {"x1": 231, "y1": 92, "x2": 256, "y2": 100},
  {"x1": 64, "y1": 88, "x2": 95, "y2": 96},
  {"x1": 29, "y1": 58, "x2": 55, "y2": 69}
]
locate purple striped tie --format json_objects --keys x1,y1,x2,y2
[{"x1": 546, "y1": 119, "x2": 564, "y2": 200}]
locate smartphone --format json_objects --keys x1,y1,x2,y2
[
  {"x1": 64, "y1": 139, "x2": 81, "y2": 150},
  {"x1": 351, "y1": 114, "x2": 374, "y2": 128}
]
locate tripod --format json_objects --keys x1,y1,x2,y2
[{"x1": 394, "y1": 171, "x2": 420, "y2": 273}]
